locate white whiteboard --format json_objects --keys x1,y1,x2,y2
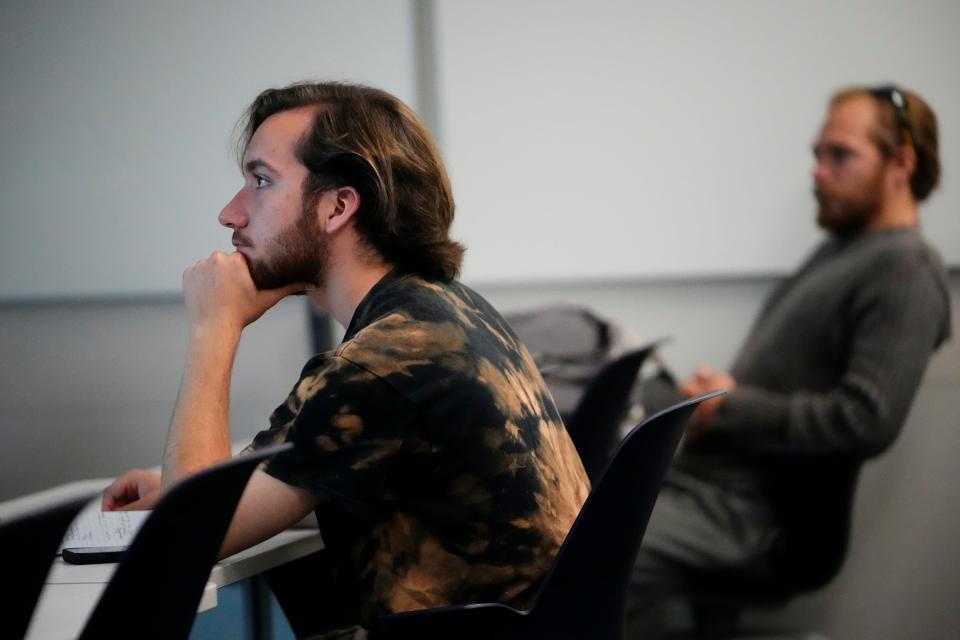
[
  {"x1": 2, "y1": 1, "x2": 958, "y2": 299},
  {"x1": 0, "y1": 0, "x2": 417, "y2": 299},
  {"x1": 437, "y1": 0, "x2": 960, "y2": 283}
]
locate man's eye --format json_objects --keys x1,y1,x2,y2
[
  {"x1": 254, "y1": 175, "x2": 268, "y2": 189},
  {"x1": 830, "y1": 149, "x2": 851, "y2": 163},
  {"x1": 813, "y1": 145, "x2": 852, "y2": 165}
]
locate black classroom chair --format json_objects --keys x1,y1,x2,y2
[
  {"x1": 565, "y1": 342, "x2": 665, "y2": 482},
  {"x1": 371, "y1": 391, "x2": 724, "y2": 640},
  {"x1": 0, "y1": 489, "x2": 100, "y2": 639},
  {"x1": 684, "y1": 456, "x2": 861, "y2": 637},
  {"x1": 78, "y1": 442, "x2": 291, "y2": 640}
]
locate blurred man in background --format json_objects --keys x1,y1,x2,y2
[{"x1": 628, "y1": 85, "x2": 951, "y2": 632}]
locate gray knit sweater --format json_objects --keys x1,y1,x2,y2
[{"x1": 679, "y1": 227, "x2": 952, "y2": 486}]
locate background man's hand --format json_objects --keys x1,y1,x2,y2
[
  {"x1": 680, "y1": 365, "x2": 736, "y2": 442},
  {"x1": 101, "y1": 469, "x2": 161, "y2": 511},
  {"x1": 182, "y1": 251, "x2": 307, "y2": 336}
]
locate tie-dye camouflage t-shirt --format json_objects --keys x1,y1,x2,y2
[{"x1": 248, "y1": 271, "x2": 590, "y2": 624}]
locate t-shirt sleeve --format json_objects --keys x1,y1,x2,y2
[{"x1": 254, "y1": 355, "x2": 417, "y2": 517}]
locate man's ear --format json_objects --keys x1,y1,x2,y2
[
  {"x1": 323, "y1": 186, "x2": 361, "y2": 234},
  {"x1": 894, "y1": 144, "x2": 918, "y2": 180}
]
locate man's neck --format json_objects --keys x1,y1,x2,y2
[
  {"x1": 308, "y1": 255, "x2": 393, "y2": 329},
  {"x1": 867, "y1": 189, "x2": 918, "y2": 232}
]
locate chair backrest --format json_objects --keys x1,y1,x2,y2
[
  {"x1": 685, "y1": 456, "x2": 862, "y2": 619},
  {"x1": 529, "y1": 391, "x2": 723, "y2": 639},
  {"x1": 772, "y1": 456, "x2": 862, "y2": 590},
  {"x1": 0, "y1": 491, "x2": 98, "y2": 639},
  {"x1": 565, "y1": 344, "x2": 661, "y2": 482},
  {"x1": 79, "y1": 443, "x2": 291, "y2": 640}
]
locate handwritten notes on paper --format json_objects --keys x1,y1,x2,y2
[{"x1": 61, "y1": 505, "x2": 149, "y2": 549}]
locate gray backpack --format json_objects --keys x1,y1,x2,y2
[{"x1": 505, "y1": 305, "x2": 675, "y2": 421}]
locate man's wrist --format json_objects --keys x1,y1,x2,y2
[{"x1": 189, "y1": 320, "x2": 243, "y2": 347}]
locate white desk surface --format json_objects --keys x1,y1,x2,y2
[
  {"x1": 5, "y1": 450, "x2": 322, "y2": 640},
  {"x1": 26, "y1": 528, "x2": 324, "y2": 640}
]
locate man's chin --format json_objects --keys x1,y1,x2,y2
[
  {"x1": 248, "y1": 268, "x2": 287, "y2": 292},
  {"x1": 816, "y1": 205, "x2": 838, "y2": 231},
  {"x1": 817, "y1": 208, "x2": 869, "y2": 236},
  {"x1": 249, "y1": 266, "x2": 320, "y2": 292}
]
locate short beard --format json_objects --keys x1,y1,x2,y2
[
  {"x1": 815, "y1": 166, "x2": 886, "y2": 237},
  {"x1": 816, "y1": 192, "x2": 879, "y2": 236},
  {"x1": 246, "y1": 198, "x2": 327, "y2": 291}
]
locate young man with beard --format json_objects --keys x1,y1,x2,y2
[
  {"x1": 102, "y1": 82, "x2": 590, "y2": 634},
  {"x1": 627, "y1": 86, "x2": 952, "y2": 629}
]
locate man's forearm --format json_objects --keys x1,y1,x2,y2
[{"x1": 161, "y1": 326, "x2": 242, "y2": 488}]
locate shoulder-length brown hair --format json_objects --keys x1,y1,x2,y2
[{"x1": 239, "y1": 81, "x2": 465, "y2": 281}]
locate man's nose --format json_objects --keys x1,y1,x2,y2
[
  {"x1": 218, "y1": 190, "x2": 247, "y2": 229},
  {"x1": 812, "y1": 159, "x2": 829, "y2": 185}
]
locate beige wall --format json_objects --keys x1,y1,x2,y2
[{"x1": 0, "y1": 296, "x2": 311, "y2": 496}]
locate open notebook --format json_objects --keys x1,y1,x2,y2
[{"x1": 59, "y1": 502, "x2": 149, "y2": 552}]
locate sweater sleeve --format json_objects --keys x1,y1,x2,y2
[{"x1": 706, "y1": 254, "x2": 949, "y2": 457}]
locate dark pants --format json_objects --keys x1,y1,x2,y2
[
  {"x1": 265, "y1": 549, "x2": 366, "y2": 640},
  {"x1": 625, "y1": 468, "x2": 780, "y2": 636}
]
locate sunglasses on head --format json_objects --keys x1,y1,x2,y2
[{"x1": 869, "y1": 85, "x2": 913, "y2": 148}]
